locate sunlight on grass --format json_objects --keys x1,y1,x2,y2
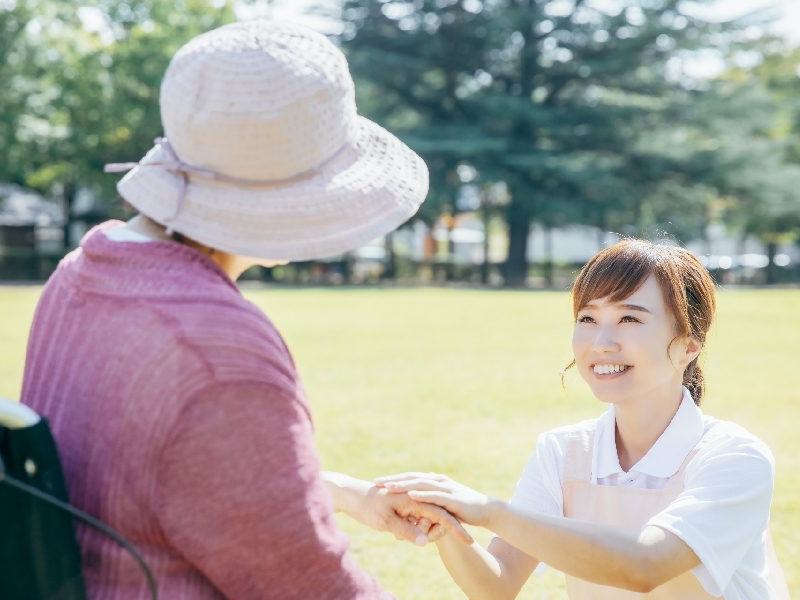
[
  {"x1": 1, "y1": 285, "x2": 798, "y2": 599},
  {"x1": 0, "y1": 286, "x2": 41, "y2": 401}
]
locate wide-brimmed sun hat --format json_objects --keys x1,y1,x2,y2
[{"x1": 105, "y1": 20, "x2": 429, "y2": 261}]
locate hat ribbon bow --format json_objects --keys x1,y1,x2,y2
[{"x1": 105, "y1": 137, "x2": 346, "y2": 235}]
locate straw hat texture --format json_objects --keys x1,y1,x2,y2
[{"x1": 113, "y1": 20, "x2": 429, "y2": 261}]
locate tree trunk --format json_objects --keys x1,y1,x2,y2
[
  {"x1": 596, "y1": 211, "x2": 607, "y2": 253},
  {"x1": 382, "y1": 232, "x2": 396, "y2": 280},
  {"x1": 503, "y1": 200, "x2": 531, "y2": 287},
  {"x1": 342, "y1": 253, "x2": 354, "y2": 284},
  {"x1": 481, "y1": 205, "x2": 490, "y2": 285},
  {"x1": 446, "y1": 218, "x2": 456, "y2": 281},
  {"x1": 62, "y1": 181, "x2": 75, "y2": 250},
  {"x1": 766, "y1": 241, "x2": 778, "y2": 285},
  {"x1": 543, "y1": 226, "x2": 553, "y2": 289}
]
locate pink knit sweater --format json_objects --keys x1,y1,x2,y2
[{"x1": 21, "y1": 222, "x2": 392, "y2": 600}]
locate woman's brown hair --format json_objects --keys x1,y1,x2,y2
[{"x1": 567, "y1": 239, "x2": 716, "y2": 405}]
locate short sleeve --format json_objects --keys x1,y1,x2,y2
[
  {"x1": 647, "y1": 429, "x2": 774, "y2": 596},
  {"x1": 156, "y1": 381, "x2": 393, "y2": 600},
  {"x1": 509, "y1": 430, "x2": 566, "y2": 517},
  {"x1": 505, "y1": 430, "x2": 568, "y2": 574}
]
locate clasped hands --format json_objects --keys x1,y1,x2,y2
[{"x1": 325, "y1": 471, "x2": 495, "y2": 548}]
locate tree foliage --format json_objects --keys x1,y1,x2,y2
[
  {"x1": 340, "y1": 0, "x2": 799, "y2": 283},
  {"x1": 0, "y1": 0, "x2": 798, "y2": 281},
  {"x1": 0, "y1": 0, "x2": 236, "y2": 224}
]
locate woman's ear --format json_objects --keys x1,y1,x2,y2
[{"x1": 684, "y1": 337, "x2": 702, "y2": 364}]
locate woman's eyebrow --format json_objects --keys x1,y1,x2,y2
[
  {"x1": 617, "y1": 303, "x2": 652, "y2": 313},
  {"x1": 581, "y1": 302, "x2": 651, "y2": 313}
]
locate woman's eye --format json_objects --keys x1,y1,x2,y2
[
  {"x1": 578, "y1": 315, "x2": 595, "y2": 323},
  {"x1": 620, "y1": 315, "x2": 640, "y2": 323}
]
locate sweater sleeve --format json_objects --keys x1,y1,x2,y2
[{"x1": 154, "y1": 381, "x2": 394, "y2": 600}]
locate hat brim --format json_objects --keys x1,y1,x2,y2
[{"x1": 116, "y1": 117, "x2": 429, "y2": 261}]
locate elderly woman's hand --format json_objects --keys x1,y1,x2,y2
[
  {"x1": 375, "y1": 472, "x2": 496, "y2": 528},
  {"x1": 323, "y1": 472, "x2": 472, "y2": 546}
]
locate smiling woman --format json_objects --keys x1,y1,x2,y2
[
  {"x1": 376, "y1": 239, "x2": 790, "y2": 600},
  {"x1": 568, "y1": 240, "x2": 715, "y2": 408}
]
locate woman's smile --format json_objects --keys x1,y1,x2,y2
[{"x1": 592, "y1": 363, "x2": 632, "y2": 378}]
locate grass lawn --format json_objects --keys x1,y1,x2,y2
[{"x1": 1, "y1": 285, "x2": 798, "y2": 599}]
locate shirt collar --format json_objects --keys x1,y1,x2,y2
[{"x1": 594, "y1": 387, "x2": 704, "y2": 480}]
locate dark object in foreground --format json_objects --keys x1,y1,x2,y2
[{"x1": 0, "y1": 417, "x2": 157, "y2": 600}]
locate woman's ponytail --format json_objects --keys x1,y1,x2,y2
[{"x1": 683, "y1": 358, "x2": 704, "y2": 405}]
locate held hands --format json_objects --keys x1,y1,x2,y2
[
  {"x1": 324, "y1": 472, "x2": 473, "y2": 547},
  {"x1": 375, "y1": 472, "x2": 496, "y2": 529}
]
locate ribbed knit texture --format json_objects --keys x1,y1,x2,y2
[{"x1": 21, "y1": 222, "x2": 392, "y2": 600}]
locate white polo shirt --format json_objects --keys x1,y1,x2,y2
[{"x1": 509, "y1": 388, "x2": 776, "y2": 600}]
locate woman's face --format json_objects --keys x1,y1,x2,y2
[{"x1": 571, "y1": 275, "x2": 701, "y2": 406}]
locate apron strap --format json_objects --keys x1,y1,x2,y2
[
  {"x1": 664, "y1": 424, "x2": 724, "y2": 488},
  {"x1": 563, "y1": 420, "x2": 597, "y2": 484}
]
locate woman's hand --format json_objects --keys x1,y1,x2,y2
[
  {"x1": 323, "y1": 472, "x2": 473, "y2": 546},
  {"x1": 375, "y1": 472, "x2": 498, "y2": 528},
  {"x1": 408, "y1": 514, "x2": 449, "y2": 543}
]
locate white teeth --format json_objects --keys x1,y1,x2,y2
[{"x1": 594, "y1": 364, "x2": 628, "y2": 374}]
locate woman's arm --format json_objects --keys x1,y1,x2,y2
[
  {"x1": 156, "y1": 383, "x2": 400, "y2": 599},
  {"x1": 377, "y1": 473, "x2": 700, "y2": 593},
  {"x1": 490, "y1": 502, "x2": 699, "y2": 592},
  {"x1": 431, "y1": 532, "x2": 539, "y2": 600},
  {"x1": 322, "y1": 471, "x2": 472, "y2": 546},
  {"x1": 326, "y1": 471, "x2": 537, "y2": 599}
]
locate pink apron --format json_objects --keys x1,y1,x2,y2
[{"x1": 561, "y1": 423, "x2": 790, "y2": 599}]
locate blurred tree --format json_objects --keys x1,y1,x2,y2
[
  {"x1": 0, "y1": 0, "x2": 237, "y2": 246},
  {"x1": 339, "y1": 0, "x2": 778, "y2": 284},
  {"x1": 753, "y1": 45, "x2": 800, "y2": 166},
  {"x1": 2, "y1": 0, "x2": 797, "y2": 281},
  {"x1": 0, "y1": 0, "x2": 37, "y2": 187},
  {"x1": 709, "y1": 43, "x2": 800, "y2": 283}
]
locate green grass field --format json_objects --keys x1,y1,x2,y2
[{"x1": 1, "y1": 285, "x2": 798, "y2": 599}]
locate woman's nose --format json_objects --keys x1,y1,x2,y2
[{"x1": 591, "y1": 326, "x2": 619, "y2": 352}]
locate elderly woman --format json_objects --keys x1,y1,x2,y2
[{"x1": 21, "y1": 21, "x2": 468, "y2": 599}]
